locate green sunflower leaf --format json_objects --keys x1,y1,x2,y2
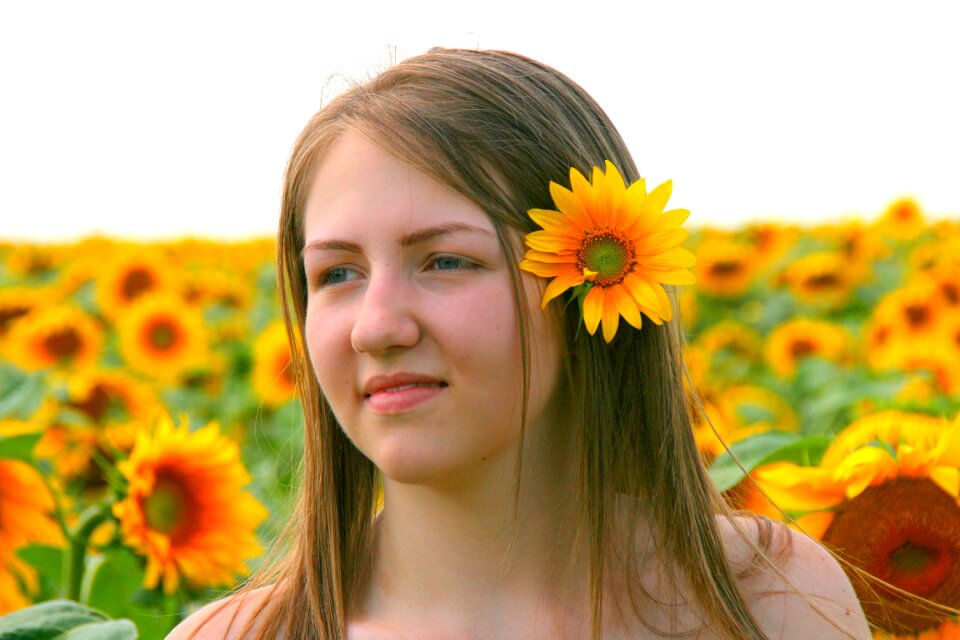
[{"x1": 708, "y1": 432, "x2": 831, "y2": 493}]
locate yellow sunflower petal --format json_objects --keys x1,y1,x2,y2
[
  {"x1": 656, "y1": 269, "x2": 696, "y2": 286},
  {"x1": 623, "y1": 275, "x2": 662, "y2": 314},
  {"x1": 929, "y1": 466, "x2": 960, "y2": 498},
  {"x1": 833, "y1": 446, "x2": 898, "y2": 499},
  {"x1": 752, "y1": 462, "x2": 846, "y2": 511},
  {"x1": 600, "y1": 289, "x2": 621, "y2": 343},
  {"x1": 582, "y1": 285, "x2": 604, "y2": 335},
  {"x1": 548, "y1": 183, "x2": 593, "y2": 230},
  {"x1": 523, "y1": 231, "x2": 581, "y2": 252},
  {"x1": 654, "y1": 208, "x2": 691, "y2": 230},
  {"x1": 609, "y1": 286, "x2": 642, "y2": 331},
  {"x1": 640, "y1": 179, "x2": 673, "y2": 218},
  {"x1": 520, "y1": 260, "x2": 577, "y2": 278},
  {"x1": 569, "y1": 167, "x2": 596, "y2": 220},
  {"x1": 528, "y1": 208, "x2": 578, "y2": 233},
  {"x1": 792, "y1": 511, "x2": 836, "y2": 540},
  {"x1": 522, "y1": 250, "x2": 578, "y2": 264},
  {"x1": 541, "y1": 272, "x2": 586, "y2": 308},
  {"x1": 638, "y1": 247, "x2": 697, "y2": 269}
]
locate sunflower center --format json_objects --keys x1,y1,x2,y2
[
  {"x1": 905, "y1": 304, "x2": 931, "y2": 329},
  {"x1": 145, "y1": 318, "x2": 181, "y2": 351},
  {"x1": 121, "y1": 268, "x2": 156, "y2": 301},
  {"x1": 709, "y1": 260, "x2": 743, "y2": 276},
  {"x1": 576, "y1": 229, "x2": 635, "y2": 287},
  {"x1": 72, "y1": 385, "x2": 111, "y2": 422},
  {"x1": 938, "y1": 282, "x2": 959, "y2": 306},
  {"x1": 790, "y1": 339, "x2": 815, "y2": 358},
  {"x1": 805, "y1": 272, "x2": 840, "y2": 289},
  {"x1": 43, "y1": 328, "x2": 82, "y2": 361},
  {"x1": 277, "y1": 353, "x2": 295, "y2": 389},
  {"x1": 0, "y1": 305, "x2": 30, "y2": 335},
  {"x1": 144, "y1": 477, "x2": 189, "y2": 536},
  {"x1": 822, "y1": 477, "x2": 960, "y2": 633}
]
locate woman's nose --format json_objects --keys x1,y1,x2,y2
[{"x1": 350, "y1": 274, "x2": 421, "y2": 354}]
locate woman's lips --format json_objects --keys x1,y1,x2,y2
[{"x1": 364, "y1": 383, "x2": 447, "y2": 413}]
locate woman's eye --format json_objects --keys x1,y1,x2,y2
[
  {"x1": 429, "y1": 255, "x2": 477, "y2": 271},
  {"x1": 316, "y1": 266, "x2": 359, "y2": 287}
]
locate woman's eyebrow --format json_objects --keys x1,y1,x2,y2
[{"x1": 301, "y1": 222, "x2": 494, "y2": 258}]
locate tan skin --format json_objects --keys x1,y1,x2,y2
[{"x1": 168, "y1": 133, "x2": 870, "y2": 639}]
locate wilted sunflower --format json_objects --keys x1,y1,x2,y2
[
  {"x1": 113, "y1": 413, "x2": 268, "y2": 594},
  {"x1": 2, "y1": 305, "x2": 104, "y2": 371},
  {"x1": 519, "y1": 161, "x2": 695, "y2": 343},
  {"x1": 0, "y1": 457, "x2": 62, "y2": 614},
  {"x1": 764, "y1": 318, "x2": 851, "y2": 377},
  {"x1": 252, "y1": 322, "x2": 296, "y2": 407},
  {"x1": 780, "y1": 251, "x2": 858, "y2": 308},
  {"x1": 117, "y1": 292, "x2": 208, "y2": 383},
  {"x1": 754, "y1": 410, "x2": 960, "y2": 637},
  {"x1": 692, "y1": 238, "x2": 758, "y2": 298}
]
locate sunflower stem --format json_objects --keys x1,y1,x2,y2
[{"x1": 62, "y1": 505, "x2": 110, "y2": 602}]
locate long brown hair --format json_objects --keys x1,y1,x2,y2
[{"x1": 230, "y1": 48, "x2": 828, "y2": 639}]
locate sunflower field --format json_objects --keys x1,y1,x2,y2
[{"x1": 1, "y1": 197, "x2": 959, "y2": 639}]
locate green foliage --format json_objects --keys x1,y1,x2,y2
[
  {"x1": 0, "y1": 600, "x2": 137, "y2": 640},
  {"x1": 0, "y1": 366, "x2": 46, "y2": 421},
  {"x1": 81, "y1": 549, "x2": 174, "y2": 640},
  {"x1": 709, "y1": 432, "x2": 831, "y2": 492}
]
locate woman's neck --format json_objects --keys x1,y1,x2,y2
[{"x1": 356, "y1": 424, "x2": 590, "y2": 637}]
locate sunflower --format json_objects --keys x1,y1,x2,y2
[
  {"x1": 742, "y1": 221, "x2": 799, "y2": 268},
  {"x1": 682, "y1": 346, "x2": 767, "y2": 460},
  {"x1": 96, "y1": 250, "x2": 180, "y2": 320},
  {"x1": 695, "y1": 321, "x2": 763, "y2": 363},
  {"x1": 876, "y1": 197, "x2": 926, "y2": 241},
  {"x1": 2, "y1": 305, "x2": 104, "y2": 371},
  {"x1": 874, "y1": 282, "x2": 946, "y2": 341},
  {"x1": 753, "y1": 410, "x2": 960, "y2": 636},
  {"x1": 0, "y1": 458, "x2": 62, "y2": 614},
  {"x1": 252, "y1": 322, "x2": 296, "y2": 407},
  {"x1": 519, "y1": 161, "x2": 695, "y2": 343},
  {"x1": 4, "y1": 244, "x2": 59, "y2": 280},
  {"x1": 764, "y1": 318, "x2": 851, "y2": 377},
  {"x1": 692, "y1": 238, "x2": 758, "y2": 298},
  {"x1": 182, "y1": 269, "x2": 253, "y2": 311},
  {"x1": 63, "y1": 369, "x2": 160, "y2": 423},
  {"x1": 780, "y1": 251, "x2": 858, "y2": 308},
  {"x1": 113, "y1": 413, "x2": 268, "y2": 594},
  {"x1": 0, "y1": 287, "x2": 52, "y2": 339},
  {"x1": 117, "y1": 292, "x2": 209, "y2": 383}
]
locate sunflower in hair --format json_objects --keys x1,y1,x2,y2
[{"x1": 520, "y1": 161, "x2": 695, "y2": 342}]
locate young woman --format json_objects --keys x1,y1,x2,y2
[{"x1": 170, "y1": 48, "x2": 870, "y2": 639}]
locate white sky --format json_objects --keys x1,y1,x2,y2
[{"x1": 2, "y1": 1, "x2": 958, "y2": 241}]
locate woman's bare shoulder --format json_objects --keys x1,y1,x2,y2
[
  {"x1": 717, "y1": 514, "x2": 871, "y2": 639},
  {"x1": 165, "y1": 584, "x2": 276, "y2": 640}
]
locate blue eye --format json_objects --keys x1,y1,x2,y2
[
  {"x1": 430, "y1": 255, "x2": 479, "y2": 271},
  {"x1": 317, "y1": 266, "x2": 359, "y2": 286}
]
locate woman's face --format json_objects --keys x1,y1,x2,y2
[{"x1": 301, "y1": 131, "x2": 568, "y2": 484}]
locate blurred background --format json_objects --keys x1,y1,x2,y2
[
  {"x1": 1, "y1": 2, "x2": 959, "y2": 639},
  {"x1": 2, "y1": 0, "x2": 959, "y2": 240}
]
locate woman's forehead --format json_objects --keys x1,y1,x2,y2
[{"x1": 302, "y1": 131, "x2": 503, "y2": 245}]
